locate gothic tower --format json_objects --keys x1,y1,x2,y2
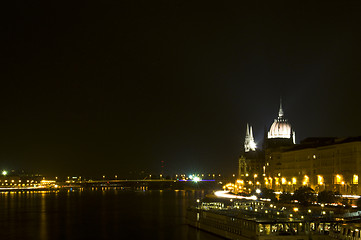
[{"x1": 244, "y1": 123, "x2": 257, "y2": 152}]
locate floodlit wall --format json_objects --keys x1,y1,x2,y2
[{"x1": 267, "y1": 141, "x2": 361, "y2": 194}]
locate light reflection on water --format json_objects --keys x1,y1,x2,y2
[{"x1": 0, "y1": 189, "x2": 223, "y2": 240}]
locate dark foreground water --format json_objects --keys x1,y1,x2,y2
[{"x1": 0, "y1": 189, "x2": 223, "y2": 240}]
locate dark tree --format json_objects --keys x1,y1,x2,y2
[
  {"x1": 279, "y1": 192, "x2": 293, "y2": 203},
  {"x1": 258, "y1": 188, "x2": 277, "y2": 202},
  {"x1": 342, "y1": 198, "x2": 351, "y2": 209},
  {"x1": 357, "y1": 198, "x2": 361, "y2": 210},
  {"x1": 317, "y1": 190, "x2": 337, "y2": 203},
  {"x1": 293, "y1": 187, "x2": 316, "y2": 206}
]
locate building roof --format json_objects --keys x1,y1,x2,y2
[
  {"x1": 283, "y1": 136, "x2": 361, "y2": 152},
  {"x1": 267, "y1": 99, "x2": 295, "y2": 143}
]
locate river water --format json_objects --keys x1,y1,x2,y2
[{"x1": 0, "y1": 189, "x2": 223, "y2": 240}]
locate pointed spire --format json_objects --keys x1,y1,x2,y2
[
  {"x1": 278, "y1": 97, "x2": 284, "y2": 118},
  {"x1": 244, "y1": 123, "x2": 256, "y2": 152}
]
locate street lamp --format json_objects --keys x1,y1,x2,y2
[
  {"x1": 353, "y1": 174, "x2": 359, "y2": 184},
  {"x1": 317, "y1": 175, "x2": 324, "y2": 187},
  {"x1": 253, "y1": 174, "x2": 258, "y2": 189},
  {"x1": 303, "y1": 175, "x2": 309, "y2": 186},
  {"x1": 281, "y1": 177, "x2": 286, "y2": 185},
  {"x1": 292, "y1": 177, "x2": 297, "y2": 184},
  {"x1": 336, "y1": 174, "x2": 342, "y2": 184}
]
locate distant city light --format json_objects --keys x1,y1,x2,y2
[
  {"x1": 214, "y1": 190, "x2": 257, "y2": 200},
  {"x1": 341, "y1": 195, "x2": 361, "y2": 199},
  {"x1": 193, "y1": 176, "x2": 201, "y2": 182},
  {"x1": 317, "y1": 175, "x2": 324, "y2": 185},
  {"x1": 281, "y1": 177, "x2": 286, "y2": 184},
  {"x1": 353, "y1": 174, "x2": 359, "y2": 184}
]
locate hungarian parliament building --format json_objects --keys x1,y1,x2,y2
[{"x1": 239, "y1": 100, "x2": 361, "y2": 195}]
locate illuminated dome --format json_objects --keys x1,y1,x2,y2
[{"x1": 267, "y1": 100, "x2": 295, "y2": 143}]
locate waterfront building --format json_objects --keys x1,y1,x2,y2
[
  {"x1": 244, "y1": 123, "x2": 257, "y2": 152},
  {"x1": 238, "y1": 124, "x2": 265, "y2": 179},
  {"x1": 0, "y1": 171, "x2": 45, "y2": 189},
  {"x1": 237, "y1": 99, "x2": 361, "y2": 195},
  {"x1": 267, "y1": 137, "x2": 361, "y2": 194},
  {"x1": 238, "y1": 100, "x2": 294, "y2": 181}
]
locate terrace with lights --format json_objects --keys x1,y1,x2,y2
[
  {"x1": 200, "y1": 178, "x2": 361, "y2": 224},
  {"x1": 188, "y1": 183, "x2": 361, "y2": 239},
  {"x1": 0, "y1": 169, "x2": 58, "y2": 191}
]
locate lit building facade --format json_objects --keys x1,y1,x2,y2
[
  {"x1": 238, "y1": 124, "x2": 264, "y2": 179},
  {"x1": 238, "y1": 100, "x2": 294, "y2": 179},
  {"x1": 244, "y1": 124, "x2": 256, "y2": 152},
  {"x1": 237, "y1": 99, "x2": 360, "y2": 195},
  {"x1": 267, "y1": 137, "x2": 361, "y2": 194},
  {"x1": 264, "y1": 100, "x2": 295, "y2": 149},
  {"x1": 0, "y1": 170, "x2": 46, "y2": 189}
]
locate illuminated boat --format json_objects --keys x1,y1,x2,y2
[
  {"x1": 187, "y1": 191, "x2": 346, "y2": 240},
  {"x1": 329, "y1": 223, "x2": 361, "y2": 240}
]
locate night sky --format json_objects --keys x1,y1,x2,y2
[{"x1": 1, "y1": 1, "x2": 361, "y2": 177}]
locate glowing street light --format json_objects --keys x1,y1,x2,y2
[
  {"x1": 336, "y1": 174, "x2": 342, "y2": 184},
  {"x1": 303, "y1": 175, "x2": 309, "y2": 185},
  {"x1": 236, "y1": 179, "x2": 244, "y2": 184},
  {"x1": 353, "y1": 174, "x2": 359, "y2": 184},
  {"x1": 317, "y1": 175, "x2": 324, "y2": 185},
  {"x1": 275, "y1": 177, "x2": 279, "y2": 185},
  {"x1": 2, "y1": 170, "x2": 7, "y2": 176},
  {"x1": 253, "y1": 174, "x2": 258, "y2": 188},
  {"x1": 193, "y1": 176, "x2": 201, "y2": 182},
  {"x1": 281, "y1": 177, "x2": 286, "y2": 185}
]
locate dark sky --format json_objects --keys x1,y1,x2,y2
[{"x1": 1, "y1": 1, "x2": 361, "y2": 177}]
